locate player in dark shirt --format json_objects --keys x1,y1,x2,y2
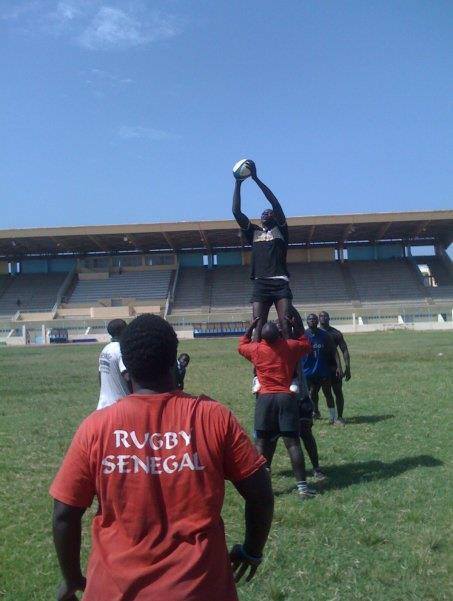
[
  {"x1": 319, "y1": 311, "x2": 351, "y2": 424},
  {"x1": 232, "y1": 160, "x2": 292, "y2": 340},
  {"x1": 175, "y1": 353, "x2": 190, "y2": 390},
  {"x1": 302, "y1": 314, "x2": 341, "y2": 424}
]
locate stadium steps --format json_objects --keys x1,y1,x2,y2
[
  {"x1": 348, "y1": 259, "x2": 428, "y2": 305},
  {"x1": 203, "y1": 269, "x2": 214, "y2": 312},
  {"x1": 68, "y1": 270, "x2": 172, "y2": 305},
  {"x1": 0, "y1": 273, "x2": 68, "y2": 316},
  {"x1": 172, "y1": 268, "x2": 208, "y2": 312},
  {"x1": 339, "y1": 262, "x2": 360, "y2": 305},
  {"x1": 421, "y1": 256, "x2": 453, "y2": 286}
]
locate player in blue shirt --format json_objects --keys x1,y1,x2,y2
[{"x1": 302, "y1": 314, "x2": 341, "y2": 424}]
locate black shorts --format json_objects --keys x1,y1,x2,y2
[
  {"x1": 330, "y1": 370, "x2": 343, "y2": 385},
  {"x1": 307, "y1": 375, "x2": 331, "y2": 388},
  {"x1": 255, "y1": 392, "x2": 299, "y2": 438},
  {"x1": 250, "y1": 278, "x2": 293, "y2": 304}
]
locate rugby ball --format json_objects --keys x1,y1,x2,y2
[{"x1": 233, "y1": 159, "x2": 252, "y2": 180}]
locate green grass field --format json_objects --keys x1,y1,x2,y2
[{"x1": 1, "y1": 331, "x2": 452, "y2": 600}]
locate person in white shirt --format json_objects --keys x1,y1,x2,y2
[{"x1": 97, "y1": 319, "x2": 130, "y2": 410}]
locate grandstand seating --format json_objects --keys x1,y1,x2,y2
[
  {"x1": 0, "y1": 273, "x2": 67, "y2": 317},
  {"x1": 419, "y1": 256, "x2": 452, "y2": 286},
  {"x1": 68, "y1": 270, "x2": 173, "y2": 305},
  {"x1": 348, "y1": 259, "x2": 427, "y2": 304},
  {"x1": 290, "y1": 262, "x2": 353, "y2": 306},
  {"x1": 209, "y1": 266, "x2": 251, "y2": 309},
  {"x1": 170, "y1": 258, "x2": 453, "y2": 318},
  {"x1": 171, "y1": 268, "x2": 207, "y2": 312}
]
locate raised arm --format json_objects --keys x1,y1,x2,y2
[
  {"x1": 248, "y1": 163, "x2": 286, "y2": 225},
  {"x1": 286, "y1": 306, "x2": 305, "y2": 339},
  {"x1": 232, "y1": 180, "x2": 250, "y2": 230}
]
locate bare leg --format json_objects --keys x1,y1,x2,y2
[
  {"x1": 252, "y1": 301, "x2": 272, "y2": 341},
  {"x1": 300, "y1": 422, "x2": 319, "y2": 469},
  {"x1": 309, "y1": 382, "x2": 322, "y2": 417},
  {"x1": 255, "y1": 438, "x2": 278, "y2": 469},
  {"x1": 282, "y1": 436, "x2": 307, "y2": 483},
  {"x1": 275, "y1": 297, "x2": 291, "y2": 339},
  {"x1": 331, "y1": 378, "x2": 345, "y2": 419},
  {"x1": 321, "y1": 380, "x2": 335, "y2": 409}
]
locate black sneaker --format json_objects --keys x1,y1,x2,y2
[
  {"x1": 313, "y1": 468, "x2": 327, "y2": 482},
  {"x1": 298, "y1": 486, "x2": 317, "y2": 499}
]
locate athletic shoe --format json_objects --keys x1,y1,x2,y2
[
  {"x1": 334, "y1": 418, "x2": 346, "y2": 427},
  {"x1": 298, "y1": 486, "x2": 317, "y2": 499},
  {"x1": 313, "y1": 468, "x2": 327, "y2": 482},
  {"x1": 289, "y1": 379, "x2": 299, "y2": 394},
  {"x1": 252, "y1": 376, "x2": 261, "y2": 394}
]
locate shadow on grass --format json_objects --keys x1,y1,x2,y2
[
  {"x1": 275, "y1": 454, "x2": 443, "y2": 496},
  {"x1": 344, "y1": 414, "x2": 395, "y2": 425}
]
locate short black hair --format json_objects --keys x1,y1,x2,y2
[
  {"x1": 120, "y1": 314, "x2": 178, "y2": 384},
  {"x1": 107, "y1": 319, "x2": 127, "y2": 339},
  {"x1": 261, "y1": 322, "x2": 280, "y2": 344}
]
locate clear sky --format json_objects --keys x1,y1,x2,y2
[{"x1": 1, "y1": 0, "x2": 452, "y2": 229}]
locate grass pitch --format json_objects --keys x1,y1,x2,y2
[{"x1": 0, "y1": 330, "x2": 452, "y2": 600}]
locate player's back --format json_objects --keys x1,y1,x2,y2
[
  {"x1": 51, "y1": 391, "x2": 262, "y2": 600},
  {"x1": 251, "y1": 338, "x2": 307, "y2": 392},
  {"x1": 97, "y1": 340, "x2": 129, "y2": 409}
]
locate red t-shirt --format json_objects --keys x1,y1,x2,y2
[
  {"x1": 50, "y1": 392, "x2": 265, "y2": 601},
  {"x1": 238, "y1": 335, "x2": 312, "y2": 393}
]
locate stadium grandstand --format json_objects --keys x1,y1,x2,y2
[{"x1": 0, "y1": 209, "x2": 452, "y2": 344}]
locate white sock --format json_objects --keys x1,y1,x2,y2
[
  {"x1": 297, "y1": 481, "x2": 308, "y2": 492},
  {"x1": 328, "y1": 407, "x2": 337, "y2": 421}
]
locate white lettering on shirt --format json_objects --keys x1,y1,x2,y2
[{"x1": 103, "y1": 430, "x2": 203, "y2": 475}]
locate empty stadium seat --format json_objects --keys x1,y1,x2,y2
[
  {"x1": 68, "y1": 271, "x2": 173, "y2": 305},
  {"x1": 0, "y1": 273, "x2": 67, "y2": 316},
  {"x1": 348, "y1": 259, "x2": 427, "y2": 304},
  {"x1": 172, "y1": 268, "x2": 207, "y2": 312}
]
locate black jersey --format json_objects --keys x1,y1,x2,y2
[
  {"x1": 320, "y1": 326, "x2": 345, "y2": 367},
  {"x1": 242, "y1": 220, "x2": 289, "y2": 280}
]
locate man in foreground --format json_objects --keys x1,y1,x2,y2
[
  {"x1": 97, "y1": 318, "x2": 129, "y2": 409},
  {"x1": 51, "y1": 314, "x2": 273, "y2": 601},
  {"x1": 319, "y1": 311, "x2": 351, "y2": 424},
  {"x1": 238, "y1": 317, "x2": 316, "y2": 498},
  {"x1": 302, "y1": 314, "x2": 341, "y2": 424}
]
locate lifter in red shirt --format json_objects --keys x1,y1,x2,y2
[
  {"x1": 238, "y1": 317, "x2": 315, "y2": 498},
  {"x1": 50, "y1": 314, "x2": 273, "y2": 601}
]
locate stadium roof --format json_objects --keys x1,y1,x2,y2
[{"x1": 0, "y1": 209, "x2": 452, "y2": 259}]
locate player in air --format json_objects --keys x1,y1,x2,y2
[
  {"x1": 302, "y1": 313, "x2": 342, "y2": 425},
  {"x1": 238, "y1": 316, "x2": 317, "y2": 499},
  {"x1": 97, "y1": 319, "x2": 130, "y2": 410},
  {"x1": 319, "y1": 311, "x2": 351, "y2": 424},
  {"x1": 232, "y1": 160, "x2": 293, "y2": 341},
  {"x1": 175, "y1": 353, "x2": 190, "y2": 390},
  {"x1": 51, "y1": 314, "x2": 273, "y2": 600}
]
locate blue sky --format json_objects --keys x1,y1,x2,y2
[{"x1": 0, "y1": 0, "x2": 452, "y2": 229}]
